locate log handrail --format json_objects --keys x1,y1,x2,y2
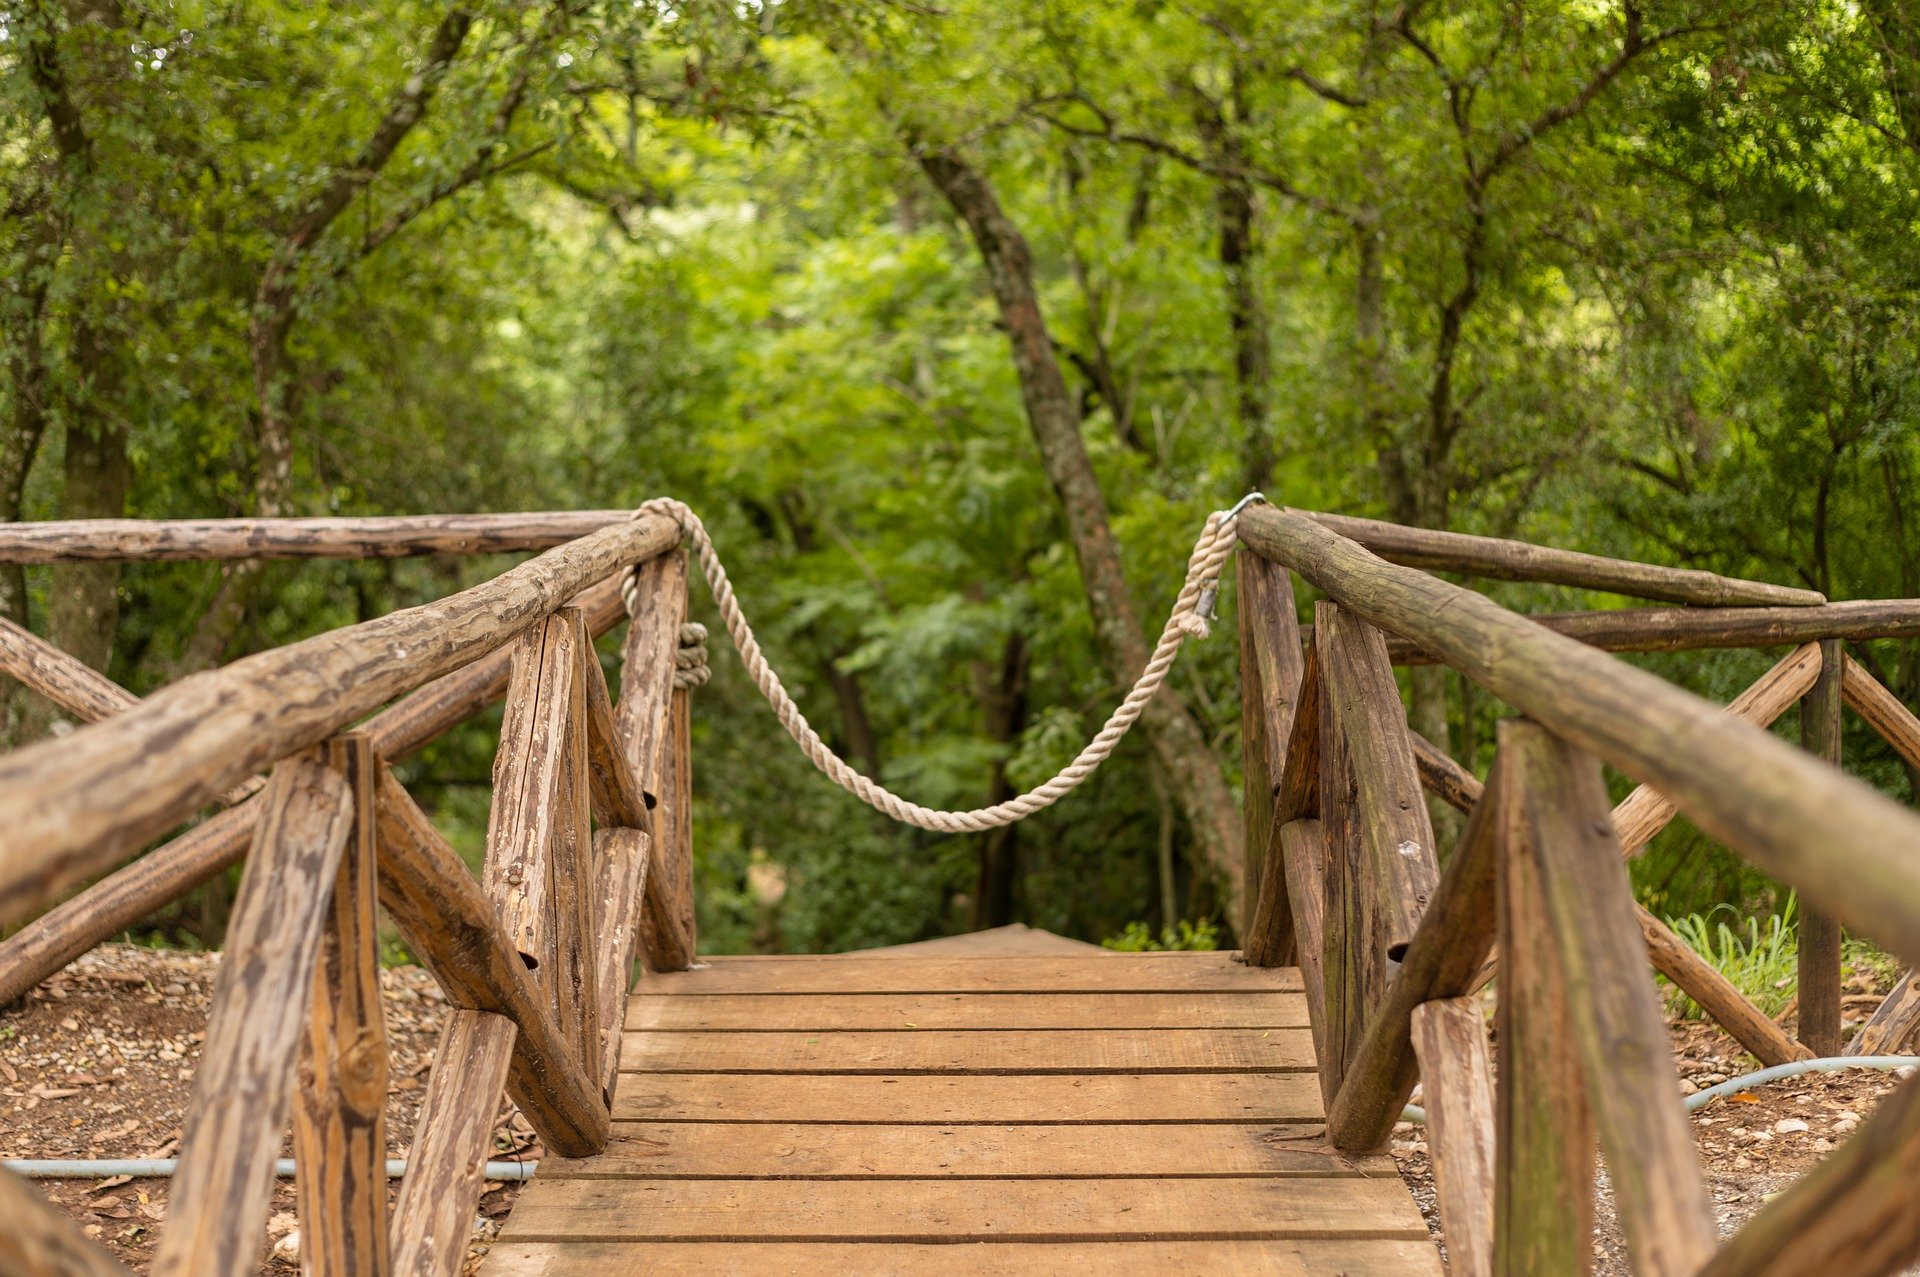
[{"x1": 0, "y1": 511, "x2": 635, "y2": 562}]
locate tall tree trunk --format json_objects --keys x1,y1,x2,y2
[
  {"x1": 973, "y1": 631, "x2": 1030, "y2": 929},
  {"x1": 0, "y1": 260, "x2": 54, "y2": 741},
  {"x1": 48, "y1": 362, "x2": 129, "y2": 676},
  {"x1": 913, "y1": 140, "x2": 1246, "y2": 916}
]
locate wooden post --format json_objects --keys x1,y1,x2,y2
[
  {"x1": 1494, "y1": 723, "x2": 1594, "y2": 1277},
  {"x1": 389, "y1": 1012, "x2": 515, "y2": 1277},
  {"x1": 1847, "y1": 970, "x2": 1920, "y2": 1056},
  {"x1": 152, "y1": 753, "x2": 355, "y2": 1277},
  {"x1": 594, "y1": 828, "x2": 652, "y2": 1095},
  {"x1": 0, "y1": 1165, "x2": 130, "y2": 1276},
  {"x1": 1840, "y1": 652, "x2": 1920, "y2": 773},
  {"x1": 1244, "y1": 639, "x2": 1321, "y2": 967},
  {"x1": 1314, "y1": 604, "x2": 1369, "y2": 1103},
  {"x1": 1411, "y1": 997, "x2": 1495, "y2": 1277},
  {"x1": 1236, "y1": 553, "x2": 1305, "y2": 948},
  {"x1": 295, "y1": 736, "x2": 389, "y2": 1276},
  {"x1": 1800, "y1": 638, "x2": 1846, "y2": 1056},
  {"x1": 618, "y1": 550, "x2": 696, "y2": 971},
  {"x1": 660, "y1": 677, "x2": 698, "y2": 954}
]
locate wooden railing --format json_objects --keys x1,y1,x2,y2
[
  {"x1": 1237, "y1": 504, "x2": 1920, "y2": 1277},
  {"x1": 0, "y1": 514, "x2": 693, "y2": 1276}
]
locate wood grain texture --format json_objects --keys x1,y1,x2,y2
[
  {"x1": 1511, "y1": 726, "x2": 1714, "y2": 1277},
  {"x1": 496, "y1": 1176, "x2": 1431, "y2": 1243},
  {"x1": 1316, "y1": 605, "x2": 1371, "y2": 1107},
  {"x1": 593, "y1": 828, "x2": 651, "y2": 1098},
  {"x1": 558, "y1": 1122, "x2": 1388, "y2": 1179},
  {"x1": 638, "y1": 953, "x2": 1302, "y2": 995},
  {"x1": 1237, "y1": 552, "x2": 1305, "y2": 948},
  {"x1": 619, "y1": 1028, "x2": 1317, "y2": 1074},
  {"x1": 612, "y1": 1072, "x2": 1325, "y2": 1124},
  {"x1": 1411, "y1": 729, "x2": 1482, "y2": 825},
  {"x1": 623, "y1": 991, "x2": 1310, "y2": 1031},
  {"x1": 1279, "y1": 820, "x2": 1334, "y2": 1083},
  {"x1": 1325, "y1": 760, "x2": 1500, "y2": 1151},
  {"x1": 656, "y1": 683, "x2": 698, "y2": 959},
  {"x1": 1800, "y1": 639, "x2": 1846, "y2": 1057},
  {"x1": 390, "y1": 1011, "x2": 517, "y2": 1277},
  {"x1": 1612, "y1": 642, "x2": 1821, "y2": 855},
  {"x1": 295, "y1": 736, "x2": 390, "y2": 1277},
  {"x1": 1245, "y1": 639, "x2": 1323, "y2": 968},
  {"x1": 0, "y1": 510, "x2": 632, "y2": 562},
  {"x1": 372, "y1": 767, "x2": 609, "y2": 1157},
  {"x1": 481, "y1": 1239, "x2": 1443, "y2": 1276},
  {"x1": 616, "y1": 552, "x2": 695, "y2": 971},
  {"x1": 1494, "y1": 724, "x2": 1594, "y2": 1277},
  {"x1": 0, "y1": 614, "x2": 138, "y2": 723},
  {"x1": 1410, "y1": 998, "x2": 1495, "y2": 1277},
  {"x1": 1842, "y1": 653, "x2": 1920, "y2": 774},
  {"x1": 548, "y1": 612, "x2": 601, "y2": 1090},
  {"x1": 152, "y1": 753, "x2": 355, "y2": 1277},
  {"x1": 0, "y1": 1165, "x2": 130, "y2": 1276},
  {"x1": 0, "y1": 514, "x2": 677, "y2": 926},
  {"x1": 1239, "y1": 503, "x2": 1920, "y2": 973},
  {"x1": 1848, "y1": 970, "x2": 1920, "y2": 1056},
  {"x1": 0, "y1": 577, "x2": 626, "y2": 1012},
  {"x1": 1699, "y1": 1071, "x2": 1920, "y2": 1277},
  {"x1": 1304, "y1": 510, "x2": 1823, "y2": 606}
]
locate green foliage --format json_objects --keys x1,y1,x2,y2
[
  {"x1": 1663, "y1": 899, "x2": 1800, "y2": 1020},
  {"x1": 1101, "y1": 919, "x2": 1220, "y2": 953}
]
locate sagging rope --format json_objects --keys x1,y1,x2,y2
[{"x1": 621, "y1": 493, "x2": 1262, "y2": 834}]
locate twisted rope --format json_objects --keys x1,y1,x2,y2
[{"x1": 621, "y1": 495, "x2": 1248, "y2": 833}]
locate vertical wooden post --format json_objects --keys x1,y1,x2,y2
[
  {"x1": 1800, "y1": 638, "x2": 1845, "y2": 1056},
  {"x1": 1236, "y1": 553, "x2": 1305, "y2": 947},
  {"x1": 1494, "y1": 723, "x2": 1594, "y2": 1277},
  {"x1": 1411, "y1": 997, "x2": 1495, "y2": 1277},
  {"x1": 295, "y1": 734, "x2": 390, "y2": 1277},
  {"x1": 1315, "y1": 603, "x2": 1367, "y2": 1103},
  {"x1": 551, "y1": 610, "x2": 600, "y2": 1084},
  {"x1": 618, "y1": 550, "x2": 696, "y2": 970},
  {"x1": 661, "y1": 674, "x2": 698, "y2": 952}
]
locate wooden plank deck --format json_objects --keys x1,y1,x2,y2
[{"x1": 481, "y1": 951, "x2": 1441, "y2": 1275}]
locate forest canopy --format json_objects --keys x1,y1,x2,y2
[{"x1": 4, "y1": 0, "x2": 1919, "y2": 952}]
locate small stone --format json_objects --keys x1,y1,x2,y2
[
  {"x1": 1773, "y1": 1118, "x2": 1809, "y2": 1134},
  {"x1": 272, "y1": 1230, "x2": 300, "y2": 1263}
]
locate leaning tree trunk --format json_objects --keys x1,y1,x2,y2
[{"x1": 913, "y1": 141, "x2": 1247, "y2": 917}]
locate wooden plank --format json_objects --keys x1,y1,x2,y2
[
  {"x1": 480, "y1": 1238, "x2": 1444, "y2": 1277},
  {"x1": 496, "y1": 1175, "x2": 1433, "y2": 1242},
  {"x1": 488, "y1": 613, "x2": 581, "y2": 971},
  {"x1": 0, "y1": 510, "x2": 632, "y2": 562},
  {"x1": 1325, "y1": 757, "x2": 1500, "y2": 1151},
  {"x1": 1316, "y1": 604, "x2": 1371, "y2": 1105},
  {"x1": 612, "y1": 1072, "x2": 1325, "y2": 1123},
  {"x1": 640, "y1": 953, "x2": 1302, "y2": 995},
  {"x1": 391, "y1": 1011, "x2": 517, "y2": 1277},
  {"x1": 1245, "y1": 638, "x2": 1322, "y2": 967},
  {"x1": 617, "y1": 551, "x2": 696, "y2": 971},
  {"x1": 1847, "y1": 970, "x2": 1920, "y2": 1056},
  {"x1": 1513, "y1": 725, "x2": 1714, "y2": 1277},
  {"x1": 1279, "y1": 820, "x2": 1334, "y2": 1084},
  {"x1": 1637, "y1": 902, "x2": 1810, "y2": 1067},
  {"x1": 0, "y1": 513, "x2": 678, "y2": 926},
  {"x1": 1304, "y1": 510, "x2": 1822, "y2": 606},
  {"x1": 372, "y1": 766, "x2": 608, "y2": 1156},
  {"x1": 558, "y1": 1121, "x2": 1392, "y2": 1179},
  {"x1": 1411, "y1": 998, "x2": 1494, "y2": 1277},
  {"x1": 0, "y1": 578, "x2": 626, "y2": 1010},
  {"x1": 295, "y1": 736, "x2": 390, "y2": 1277},
  {"x1": 595, "y1": 828, "x2": 651, "y2": 1096},
  {"x1": 1494, "y1": 723, "x2": 1594, "y2": 1277},
  {"x1": 0, "y1": 1165, "x2": 130, "y2": 1276},
  {"x1": 1842, "y1": 652, "x2": 1920, "y2": 774},
  {"x1": 1239, "y1": 503, "x2": 1920, "y2": 974},
  {"x1": 619, "y1": 1028, "x2": 1316, "y2": 1074},
  {"x1": 1237, "y1": 552, "x2": 1305, "y2": 947},
  {"x1": 152, "y1": 753, "x2": 355, "y2": 1277},
  {"x1": 549, "y1": 611, "x2": 600, "y2": 1087},
  {"x1": 1613, "y1": 642, "x2": 1822, "y2": 855},
  {"x1": 1699, "y1": 1071, "x2": 1920, "y2": 1277},
  {"x1": 624, "y1": 991, "x2": 1310, "y2": 1031},
  {"x1": 1800, "y1": 639, "x2": 1846, "y2": 1056},
  {"x1": 578, "y1": 625, "x2": 649, "y2": 831},
  {"x1": 657, "y1": 679, "x2": 698, "y2": 957}
]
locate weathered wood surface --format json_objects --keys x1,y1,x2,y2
[
  {"x1": 1842, "y1": 653, "x2": 1920, "y2": 775},
  {"x1": 1239, "y1": 503, "x2": 1920, "y2": 972},
  {"x1": 0, "y1": 514, "x2": 678, "y2": 927},
  {"x1": 1611, "y1": 642, "x2": 1822, "y2": 855},
  {"x1": 484, "y1": 950, "x2": 1438, "y2": 1276},
  {"x1": 1699, "y1": 1071, "x2": 1920, "y2": 1277},
  {"x1": 0, "y1": 615, "x2": 141, "y2": 724},
  {"x1": 1410, "y1": 730, "x2": 1481, "y2": 825},
  {"x1": 294, "y1": 737, "x2": 390, "y2": 1277},
  {"x1": 390, "y1": 1011, "x2": 517, "y2": 1277},
  {"x1": 0, "y1": 510, "x2": 634, "y2": 562},
  {"x1": 1410, "y1": 998, "x2": 1495, "y2": 1277},
  {"x1": 618, "y1": 551, "x2": 697, "y2": 970},
  {"x1": 1325, "y1": 760, "x2": 1500, "y2": 1151},
  {"x1": 1279, "y1": 820, "x2": 1334, "y2": 1082},
  {"x1": 625, "y1": 991, "x2": 1310, "y2": 1031},
  {"x1": 0, "y1": 1165, "x2": 131, "y2": 1277},
  {"x1": 1305, "y1": 510, "x2": 1824, "y2": 607},
  {"x1": 657, "y1": 682, "x2": 698, "y2": 959},
  {"x1": 482, "y1": 1239, "x2": 1441, "y2": 1276},
  {"x1": 1244, "y1": 637, "x2": 1322, "y2": 967},
  {"x1": 638, "y1": 952, "x2": 1303, "y2": 995},
  {"x1": 1494, "y1": 724, "x2": 1595, "y2": 1277},
  {"x1": 1378, "y1": 598, "x2": 1920, "y2": 664},
  {"x1": 1637, "y1": 902, "x2": 1810, "y2": 1067},
  {"x1": 1315, "y1": 606, "x2": 1370, "y2": 1106},
  {"x1": 372, "y1": 767, "x2": 609, "y2": 1156},
  {"x1": 0, "y1": 576, "x2": 626, "y2": 1011},
  {"x1": 1237, "y1": 552, "x2": 1305, "y2": 946},
  {"x1": 1800, "y1": 639, "x2": 1846, "y2": 1057},
  {"x1": 1512, "y1": 726, "x2": 1713, "y2": 1277},
  {"x1": 152, "y1": 754, "x2": 355, "y2": 1277},
  {"x1": 594, "y1": 828, "x2": 651, "y2": 1096},
  {"x1": 1848, "y1": 970, "x2": 1920, "y2": 1056}
]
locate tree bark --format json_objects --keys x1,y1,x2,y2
[{"x1": 913, "y1": 139, "x2": 1246, "y2": 915}]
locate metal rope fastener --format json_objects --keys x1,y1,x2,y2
[{"x1": 621, "y1": 493, "x2": 1264, "y2": 834}]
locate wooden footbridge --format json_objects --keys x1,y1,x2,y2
[{"x1": 3, "y1": 504, "x2": 1920, "y2": 1275}]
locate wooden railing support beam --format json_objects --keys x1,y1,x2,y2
[
  {"x1": 1236, "y1": 552, "x2": 1305, "y2": 948},
  {"x1": 1799, "y1": 639, "x2": 1846, "y2": 1056},
  {"x1": 390, "y1": 1011, "x2": 516, "y2": 1277},
  {"x1": 0, "y1": 1165, "x2": 130, "y2": 1276},
  {"x1": 618, "y1": 550, "x2": 697, "y2": 970},
  {"x1": 1411, "y1": 997, "x2": 1495, "y2": 1277}
]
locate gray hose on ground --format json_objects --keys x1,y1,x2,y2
[{"x1": 2, "y1": 1157, "x2": 539, "y2": 1181}]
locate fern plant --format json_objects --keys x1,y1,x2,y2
[{"x1": 1663, "y1": 896, "x2": 1799, "y2": 1019}]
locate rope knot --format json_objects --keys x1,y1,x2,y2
[{"x1": 674, "y1": 621, "x2": 710, "y2": 690}]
